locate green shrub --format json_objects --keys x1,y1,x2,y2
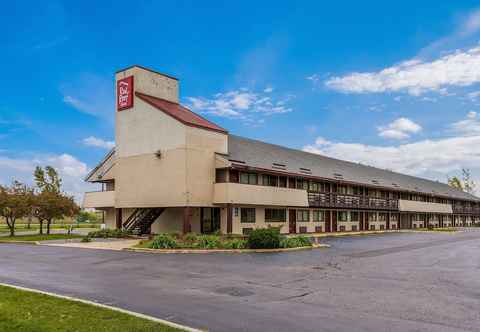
[
  {"x1": 183, "y1": 232, "x2": 198, "y2": 244},
  {"x1": 150, "y1": 234, "x2": 177, "y2": 249},
  {"x1": 223, "y1": 238, "x2": 247, "y2": 249},
  {"x1": 87, "y1": 229, "x2": 131, "y2": 239},
  {"x1": 247, "y1": 227, "x2": 281, "y2": 249},
  {"x1": 196, "y1": 234, "x2": 221, "y2": 249},
  {"x1": 280, "y1": 236, "x2": 312, "y2": 248},
  {"x1": 81, "y1": 237, "x2": 92, "y2": 243}
]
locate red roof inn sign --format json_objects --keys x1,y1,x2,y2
[{"x1": 117, "y1": 76, "x2": 134, "y2": 111}]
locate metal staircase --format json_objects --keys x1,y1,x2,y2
[{"x1": 122, "y1": 208, "x2": 165, "y2": 235}]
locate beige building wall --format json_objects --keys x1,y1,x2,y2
[
  {"x1": 230, "y1": 206, "x2": 290, "y2": 234},
  {"x1": 103, "y1": 208, "x2": 116, "y2": 229},
  {"x1": 214, "y1": 183, "x2": 308, "y2": 207},
  {"x1": 114, "y1": 67, "x2": 228, "y2": 209},
  {"x1": 150, "y1": 207, "x2": 201, "y2": 234},
  {"x1": 399, "y1": 200, "x2": 453, "y2": 214},
  {"x1": 116, "y1": 66, "x2": 179, "y2": 105}
]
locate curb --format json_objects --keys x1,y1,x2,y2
[
  {"x1": 125, "y1": 243, "x2": 329, "y2": 254},
  {"x1": 0, "y1": 240, "x2": 40, "y2": 245},
  {"x1": 0, "y1": 282, "x2": 203, "y2": 332}
]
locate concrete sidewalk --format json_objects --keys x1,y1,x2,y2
[{"x1": 40, "y1": 238, "x2": 141, "y2": 251}]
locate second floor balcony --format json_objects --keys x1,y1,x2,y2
[
  {"x1": 453, "y1": 205, "x2": 480, "y2": 215},
  {"x1": 308, "y1": 192, "x2": 399, "y2": 210},
  {"x1": 83, "y1": 190, "x2": 115, "y2": 208}
]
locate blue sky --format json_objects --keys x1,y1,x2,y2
[{"x1": 2, "y1": 1, "x2": 480, "y2": 199}]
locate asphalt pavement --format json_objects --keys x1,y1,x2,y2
[{"x1": 1, "y1": 229, "x2": 480, "y2": 331}]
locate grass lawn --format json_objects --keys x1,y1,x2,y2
[
  {"x1": 0, "y1": 223, "x2": 100, "y2": 233},
  {"x1": 0, "y1": 234, "x2": 84, "y2": 242},
  {"x1": 0, "y1": 285, "x2": 185, "y2": 332}
]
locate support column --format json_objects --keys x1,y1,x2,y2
[
  {"x1": 227, "y1": 204, "x2": 233, "y2": 234},
  {"x1": 386, "y1": 212, "x2": 390, "y2": 230},
  {"x1": 183, "y1": 207, "x2": 191, "y2": 234},
  {"x1": 116, "y1": 208, "x2": 122, "y2": 230}
]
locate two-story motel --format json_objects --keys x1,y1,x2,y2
[{"x1": 83, "y1": 65, "x2": 480, "y2": 235}]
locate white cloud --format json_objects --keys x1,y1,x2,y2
[
  {"x1": 303, "y1": 135, "x2": 480, "y2": 177},
  {"x1": 467, "y1": 90, "x2": 480, "y2": 101},
  {"x1": 264, "y1": 86, "x2": 274, "y2": 93},
  {"x1": 82, "y1": 136, "x2": 115, "y2": 149},
  {"x1": 186, "y1": 89, "x2": 292, "y2": 122},
  {"x1": 325, "y1": 46, "x2": 480, "y2": 96},
  {"x1": 450, "y1": 111, "x2": 480, "y2": 136},
  {"x1": 458, "y1": 9, "x2": 480, "y2": 38},
  {"x1": 61, "y1": 73, "x2": 114, "y2": 120},
  {"x1": 378, "y1": 117, "x2": 422, "y2": 140},
  {"x1": 306, "y1": 74, "x2": 320, "y2": 84},
  {"x1": 0, "y1": 153, "x2": 95, "y2": 203}
]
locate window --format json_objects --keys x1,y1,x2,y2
[
  {"x1": 297, "y1": 210, "x2": 310, "y2": 222},
  {"x1": 378, "y1": 213, "x2": 387, "y2": 222},
  {"x1": 265, "y1": 209, "x2": 286, "y2": 222},
  {"x1": 215, "y1": 169, "x2": 227, "y2": 183},
  {"x1": 352, "y1": 186, "x2": 362, "y2": 195},
  {"x1": 338, "y1": 211, "x2": 349, "y2": 222},
  {"x1": 240, "y1": 172, "x2": 257, "y2": 185},
  {"x1": 390, "y1": 214, "x2": 398, "y2": 222},
  {"x1": 279, "y1": 176, "x2": 287, "y2": 188},
  {"x1": 309, "y1": 182, "x2": 319, "y2": 192},
  {"x1": 352, "y1": 225, "x2": 358, "y2": 231},
  {"x1": 368, "y1": 212, "x2": 377, "y2": 222},
  {"x1": 350, "y1": 212, "x2": 359, "y2": 222},
  {"x1": 241, "y1": 208, "x2": 255, "y2": 223},
  {"x1": 299, "y1": 226, "x2": 307, "y2": 233},
  {"x1": 242, "y1": 228, "x2": 253, "y2": 235},
  {"x1": 296, "y1": 179, "x2": 308, "y2": 190},
  {"x1": 338, "y1": 186, "x2": 347, "y2": 194},
  {"x1": 263, "y1": 175, "x2": 278, "y2": 187},
  {"x1": 313, "y1": 210, "x2": 325, "y2": 222}
]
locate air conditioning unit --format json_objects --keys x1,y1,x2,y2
[{"x1": 155, "y1": 150, "x2": 162, "y2": 159}]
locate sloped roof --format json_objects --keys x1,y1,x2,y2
[
  {"x1": 227, "y1": 135, "x2": 480, "y2": 202},
  {"x1": 135, "y1": 92, "x2": 227, "y2": 134}
]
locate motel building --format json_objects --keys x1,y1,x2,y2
[{"x1": 83, "y1": 65, "x2": 480, "y2": 235}]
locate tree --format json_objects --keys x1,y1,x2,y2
[
  {"x1": 33, "y1": 166, "x2": 79, "y2": 234},
  {"x1": 33, "y1": 191, "x2": 78, "y2": 234},
  {"x1": 0, "y1": 181, "x2": 33, "y2": 236},
  {"x1": 448, "y1": 168, "x2": 476, "y2": 194},
  {"x1": 34, "y1": 166, "x2": 61, "y2": 193}
]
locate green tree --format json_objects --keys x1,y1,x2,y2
[
  {"x1": 34, "y1": 166, "x2": 61, "y2": 193},
  {"x1": 0, "y1": 181, "x2": 34, "y2": 236},
  {"x1": 33, "y1": 166, "x2": 79, "y2": 234},
  {"x1": 33, "y1": 191, "x2": 79, "y2": 234},
  {"x1": 448, "y1": 168, "x2": 476, "y2": 194}
]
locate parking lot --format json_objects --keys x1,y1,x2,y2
[{"x1": 1, "y1": 229, "x2": 480, "y2": 331}]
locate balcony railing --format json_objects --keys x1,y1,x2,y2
[
  {"x1": 308, "y1": 192, "x2": 398, "y2": 210},
  {"x1": 452, "y1": 206, "x2": 480, "y2": 215}
]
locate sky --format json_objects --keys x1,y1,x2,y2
[{"x1": 2, "y1": 1, "x2": 480, "y2": 201}]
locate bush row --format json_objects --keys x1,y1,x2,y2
[
  {"x1": 87, "y1": 229, "x2": 132, "y2": 239},
  {"x1": 149, "y1": 227, "x2": 312, "y2": 250}
]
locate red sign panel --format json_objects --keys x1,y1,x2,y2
[{"x1": 117, "y1": 76, "x2": 134, "y2": 111}]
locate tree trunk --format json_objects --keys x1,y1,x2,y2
[
  {"x1": 39, "y1": 220, "x2": 43, "y2": 234},
  {"x1": 27, "y1": 215, "x2": 32, "y2": 229},
  {"x1": 6, "y1": 217, "x2": 15, "y2": 237},
  {"x1": 46, "y1": 220, "x2": 51, "y2": 235}
]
